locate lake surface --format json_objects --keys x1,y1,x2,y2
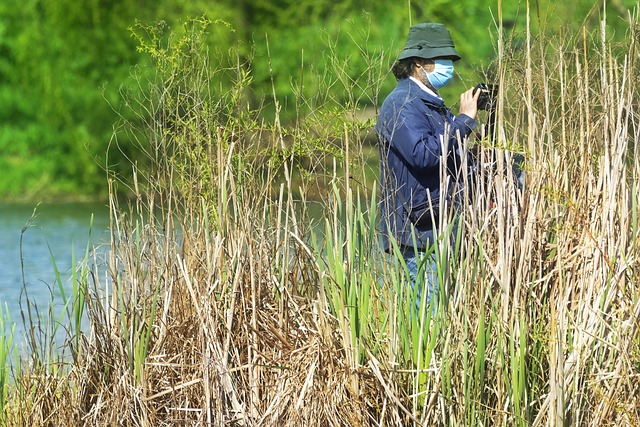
[{"x1": 0, "y1": 202, "x2": 110, "y2": 350}]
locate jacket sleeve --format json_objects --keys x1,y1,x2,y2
[{"x1": 451, "y1": 113, "x2": 478, "y2": 140}]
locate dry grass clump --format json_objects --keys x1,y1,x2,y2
[
  {"x1": 71, "y1": 200, "x2": 372, "y2": 426},
  {"x1": 4, "y1": 8, "x2": 640, "y2": 427}
]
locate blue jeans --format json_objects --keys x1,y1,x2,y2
[{"x1": 404, "y1": 250, "x2": 439, "y2": 314}]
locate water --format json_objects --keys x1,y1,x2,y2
[{"x1": 0, "y1": 202, "x2": 110, "y2": 350}]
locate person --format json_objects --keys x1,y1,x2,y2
[{"x1": 375, "y1": 22, "x2": 481, "y2": 312}]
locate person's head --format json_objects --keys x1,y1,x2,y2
[{"x1": 392, "y1": 23, "x2": 461, "y2": 88}]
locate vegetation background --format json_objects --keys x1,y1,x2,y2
[
  {"x1": 0, "y1": 0, "x2": 635, "y2": 201},
  {"x1": 1, "y1": 1, "x2": 640, "y2": 426}
]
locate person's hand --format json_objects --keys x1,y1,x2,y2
[{"x1": 459, "y1": 87, "x2": 481, "y2": 120}]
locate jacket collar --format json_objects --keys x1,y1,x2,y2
[
  {"x1": 409, "y1": 76, "x2": 441, "y2": 98},
  {"x1": 399, "y1": 78, "x2": 445, "y2": 107}
]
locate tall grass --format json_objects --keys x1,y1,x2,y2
[{"x1": 3, "y1": 7, "x2": 640, "y2": 426}]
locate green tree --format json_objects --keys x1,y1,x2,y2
[
  {"x1": 0, "y1": 0, "x2": 144, "y2": 199},
  {"x1": 0, "y1": 0, "x2": 636, "y2": 201}
]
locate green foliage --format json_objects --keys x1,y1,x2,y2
[
  {"x1": 115, "y1": 16, "x2": 258, "y2": 205},
  {"x1": 0, "y1": 0, "x2": 638, "y2": 201},
  {"x1": 0, "y1": 0, "x2": 143, "y2": 200}
]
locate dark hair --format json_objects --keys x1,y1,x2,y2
[{"x1": 391, "y1": 57, "x2": 433, "y2": 80}]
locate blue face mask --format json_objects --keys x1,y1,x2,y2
[{"x1": 426, "y1": 59, "x2": 454, "y2": 89}]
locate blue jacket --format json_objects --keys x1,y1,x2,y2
[{"x1": 375, "y1": 78, "x2": 477, "y2": 252}]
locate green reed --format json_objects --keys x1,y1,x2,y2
[{"x1": 0, "y1": 305, "x2": 15, "y2": 423}]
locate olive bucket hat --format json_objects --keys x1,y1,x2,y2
[{"x1": 398, "y1": 23, "x2": 461, "y2": 62}]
